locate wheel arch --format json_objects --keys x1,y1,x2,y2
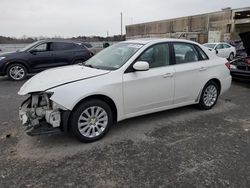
[
  {"x1": 66, "y1": 94, "x2": 118, "y2": 132},
  {"x1": 196, "y1": 78, "x2": 221, "y2": 102},
  {"x1": 71, "y1": 57, "x2": 88, "y2": 64},
  {"x1": 4, "y1": 61, "x2": 30, "y2": 74}
]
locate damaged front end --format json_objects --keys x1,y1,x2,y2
[{"x1": 19, "y1": 92, "x2": 69, "y2": 136}]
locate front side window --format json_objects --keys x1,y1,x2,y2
[
  {"x1": 33, "y1": 43, "x2": 48, "y2": 52},
  {"x1": 137, "y1": 43, "x2": 169, "y2": 68},
  {"x1": 173, "y1": 43, "x2": 199, "y2": 64},
  {"x1": 223, "y1": 44, "x2": 231, "y2": 48},
  {"x1": 85, "y1": 43, "x2": 143, "y2": 70},
  {"x1": 215, "y1": 44, "x2": 224, "y2": 50}
]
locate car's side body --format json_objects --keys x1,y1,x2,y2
[
  {"x1": 19, "y1": 39, "x2": 231, "y2": 128},
  {"x1": 0, "y1": 40, "x2": 93, "y2": 78},
  {"x1": 203, "y1": 42, "x2": 236, "y2": 60}
]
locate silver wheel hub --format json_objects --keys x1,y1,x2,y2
[
  {"x1": 203, "y1": 85, "x2": 218, "y2": 107},
  {"x1": 78, "y1": 106, "x2": 108, "y2": 138},
  {"x1": 9, "y1": 66, "x2": 25, "y2": 80}
]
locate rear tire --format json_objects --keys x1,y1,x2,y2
[
  {"x1": 198, "y1": 81, "x2": 219, "y2": 110},
  {"x1": 69, "y1": 99, "x2": 113, "y2": 142},
  {"x1": 228, "y1": 52, "x2": 234, "y2": 61},
  {"x1": 7, "y1": 63, "x2": 27, "y2": 81}
]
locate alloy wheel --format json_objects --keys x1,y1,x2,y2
[
  {"x1": 9, "y1": 65, "x2": 25, "y2": 80},
  {"x1": 78, "y1": 106, "x2": 108, "y2": 138},
  {"x1": 203, "y1": 85, "x2": 218, "y2": 107}
]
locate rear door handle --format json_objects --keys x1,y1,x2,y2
[
  {"x1": 163, "y1": 72, "x2": 174, "y2": 78},
  {"x1": 199, "y1": 67, "x2": 207, "y2": 71}
]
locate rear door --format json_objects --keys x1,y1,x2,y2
[
  {"x1": 172, "y1": 42, "x2": 209, "y2": 104},
  {"x1": 52, "y1": 42, "x2": 80, "y2": 66}
]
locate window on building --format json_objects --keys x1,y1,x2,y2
[{"x1": 234, "y1": 11, "x2": 250, "y2": 19}]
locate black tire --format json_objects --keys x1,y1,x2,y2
[
  {"x1": 69, "y1": 99, "x2": 113, "y2": 142},
  {"x1": 198, "y1": 81, "x2": 219, "y2": 110},
  {"x1": 6, "y1": 63, "x2": 27, "y2": 81},
  {"x1": 228, "y1": 52, "x2": 234, "y2": 61},
  {"x1": 73, "y1": 59, "x2": 85, "y2": 64}
]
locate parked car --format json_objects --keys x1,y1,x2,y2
[
  {"x1": 203, "y1": 42, "x2": 236, "y2": 60},
  {"x1": 82, "y1": 42, "x2": 103, "y2": 55},
  {"x1": 18, "y1": 38, "x2": 231, "y2": 142},
  {"x1": 230, "y1": 31, "x2": 250, "y2": 80},
  {"x1": 0, "y1": 40, "x2": 93, "y2": 81}
]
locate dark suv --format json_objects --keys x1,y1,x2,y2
[{"x1": 0, "y1": 40, "x2": 93, "y2": 80}]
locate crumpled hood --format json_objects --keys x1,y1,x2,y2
[{"x1": 18, "y1": 65, "x2": 110, "y2": 95}]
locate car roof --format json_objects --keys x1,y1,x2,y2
[
  {"x1": 205, "y1": 42, "x2": 230, "y2": 45},
  {"x1": 122, "y1": 38, "x2": 201, "y2": 45},
  {"x1": 38, "y1": 39, "x2": 83, "y2": 44}
]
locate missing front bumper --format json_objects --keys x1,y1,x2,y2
[{"x1": 19, "y1": 94, "x2": 65, "y2": 136}]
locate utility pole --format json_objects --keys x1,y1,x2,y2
[{"x1": 120, "y1": 12, "x2": 123, "y2": 37}]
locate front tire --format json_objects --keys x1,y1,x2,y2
[
  {"x1": 70, "y1": 99, "x2": 113, "y2": 142},
  {"x1": 7, "y1": 63, "x2": 27, "y2": 81},
  {"x1": 198, "y1": 81, "x2": 219, "y2": 110}
]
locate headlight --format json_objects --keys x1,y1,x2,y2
[
  {"x1": 230, "y1": 64, "x2": 237, "y2": 69},
  {"x1": 0, "y1": 57, "x2": 6, "y2": 61}
]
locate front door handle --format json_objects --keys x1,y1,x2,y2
[
  {"x1": 163, "y1": 72, "x2": 174, "y2": 78},
  {"x1": 199, "y1": 67, "x2": 207, "y2": 71}
]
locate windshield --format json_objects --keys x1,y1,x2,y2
[
  {"x1": 203, "y1": 43, "x2": 216, "y2": 49},
  {"x1": 18, "y1": 41, "x2": 41, "y2": 52},
  {"x1": 85, "y1": 43, "x2": 143, "y2": 70}
]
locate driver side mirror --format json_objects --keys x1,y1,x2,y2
[
  {"x1": 215, "y1": 49, "x2": 218, "y2": 54},
  {"x1": 133, "y1": 61, "x2": 149, "y2": 71},
  {"x1": 29, "y1": 49, "x2": 39, "y2": 54}
]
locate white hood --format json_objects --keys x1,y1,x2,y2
[{"x1": 18, "y1": 65, "x2": 110, "y2": 95}]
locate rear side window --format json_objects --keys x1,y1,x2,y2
[
  {"x1": 53, "y1": 42, "x2": 77, "y2": 51},
  {"x1": 173, "y1": 43, "x2": 199, "y2": 64},
  {"x1": 195, "y1": 46, "x2": 209, "y2": 60}
]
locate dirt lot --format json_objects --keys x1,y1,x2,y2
[{"x1": 0, "y1": 76, "x2": 250, "y2": 188}]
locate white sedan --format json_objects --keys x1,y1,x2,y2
[
  {"x1": 18, "y1": 38, "x2": 231, "y2": 142},
  {"x1": 203, "y1": 42, "x2": 236, "y2": 60}
]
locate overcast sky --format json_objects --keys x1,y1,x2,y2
[{"x1": 0, "y1": 0, "x2": 249, "y2": 38}]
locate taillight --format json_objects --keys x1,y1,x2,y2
[{"x1": 225, "y1": 62, "x2": 230, "y2": 70}]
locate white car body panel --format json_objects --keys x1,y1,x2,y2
[
  {"x1": 18, "y1": 38, "x2": 232, "y2": 123},
  {"x1": 18, "y1": 65, "x2": 110, "y2": 95}
]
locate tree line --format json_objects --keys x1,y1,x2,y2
[{"x1": 0, "y1": 35, "x2": 126, "y2": 44}]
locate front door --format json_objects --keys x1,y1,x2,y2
[
  {"x1": 123, "y1": 43, "x2": 175, "y2": 116},
  {"x1": 28, "y1": 42, "x2": 55, "y2": 72}
]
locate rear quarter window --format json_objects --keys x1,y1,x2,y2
[
  {"x1": 53, "y1": 42, "x2": 77, "y2": 51},
  {"x1": 195, "y1": 45, "x2": 209, "y2": 60}
]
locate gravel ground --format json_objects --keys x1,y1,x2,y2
[{"x1": 0, "y1": 76, "x2": 250, "y2": 188}]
